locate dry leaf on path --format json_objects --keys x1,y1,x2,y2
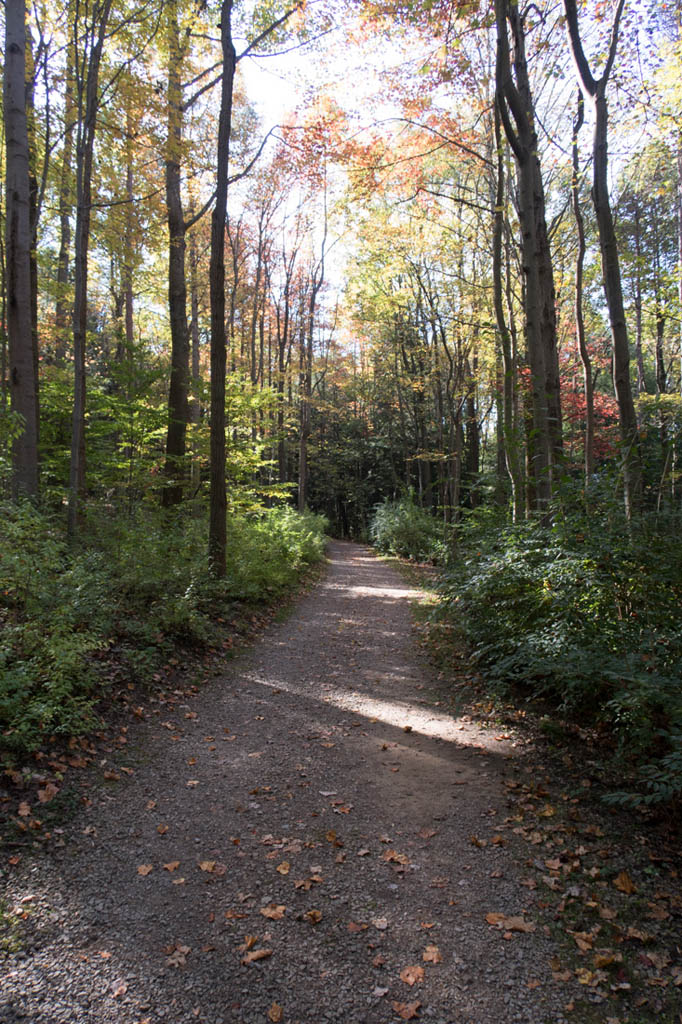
[
  {"x1": 304, "y1": 909, "x2": 322, "y2": 925},
  {"x1": 260, "y1": 904, "x2": 286, "y2": 920},
  {"x1": 241, "y1": 948, "x2": 273, "y2": 965},
  {"x1": 164, "y1": 861, "x2": 180, "y2": 872},
  {"x1": 400, "y1": 965, "x2": 425, "y2": 987},
  {"x1": 199, "y1": 861, "x2": 216, "y2": 873},
  {"x1": 276, "y1": 861, "x2": 290, "y2": 875},
  {"x1": 268, "y1": 1003, "x2": 283, "y2": 1023},
  {"x1": 418, "y1": 828, "x2": 437, "y2": 840},
  {"x1": 423, "y1": 944, "x2": 442, "y2": 963},
  {"x1": 613, "y1": 870, "x2": 636, "y2": 894},
  {"x1": 392, "y1": 1000, "x2": 421, "y2": 1020},
  {"x1": 485, "y1": 912, "x2": 535, "y2": 933},
  {"x1": 137, "y1": 864, "x2": 153, "y2": 876}
]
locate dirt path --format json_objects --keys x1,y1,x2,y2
[{"x1": 2, "y1": 542, "x2": 570, "y2": 1024}]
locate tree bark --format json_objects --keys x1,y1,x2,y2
[
  {"x1": 563, "y1": 0, "x2": 642, "y2": 516},
  {"x1": 571, "y1": 91, "x2": 595, "y2": 482},
  {"x1": 163, "y1": 0, "x2": 190, "y2": 507},
  {"x1": 4, "y1": 0, "x2": 39, "y2": 499},
  {"x1": 208, "y1": 0, "x2": 236, "y2": 575}
]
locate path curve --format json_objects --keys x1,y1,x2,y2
[{"x1": 2, "y1": 542, "x2": 567, "y2": 1024}]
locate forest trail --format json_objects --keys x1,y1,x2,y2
[{"x1": 2, "y1": 542, "x2": 570, "y2": 1024}]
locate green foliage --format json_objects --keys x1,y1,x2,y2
[
  {"x1": 370, "y1": 495, "x2": 451, "y2": 563},
  {"x1": 0, "y1": 501, "x2": 326, "y2": 760},
  {"x1": 436, "y1": 488, "x2": 682, "y2": 805}
]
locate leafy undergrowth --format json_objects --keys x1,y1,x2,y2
[
  {"x1": 0, "y1": 501, "x2": 327, "y2": 840},
  {"x1": 393, "y1": 554, "x2": 682, "y2": 1024}
]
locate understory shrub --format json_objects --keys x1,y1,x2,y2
[
  {"x1": 438, "y1": 496, "x2": 682, "y2": 805},
  {"x1": 0, "y1": 501, "x2": 327, "y2": 758},
  {"x1": 370, "y1": 496, "x2": 451, "y2": 563}
]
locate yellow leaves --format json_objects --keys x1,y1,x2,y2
[
  {"x1": 422, "y1": 944, "x2": 442, "y2": 963},
  {"x1": 199, "y1": 860, "x2": 216, "y2": 873},
  {"x1": 260, "y1": 904, "x2": 286, "y2": 921},
  {"x1": 381, "y1": 849, "x2": 409, "y2": 866},
  {"x1": 613, "y1": 870, "x2": 636, "y2": 894},
  {"x1": 276, "y1": 861, "x2": 290, "y2": 875},
  {"x1": 163, "y1": 860, "x2": 180, "y2": 872},
  {"x1": 157, "y1": 824, "x2": 169, "y2": 835},
  {"x1": 569, "y1": 930, "x2": 595, "y2": 952},
  {"x1": 137, "y1": 864, "x2": 153, "y2": 876},
  {"x1": 399, "y1": 965, "x2": 425, "y2": 986}
]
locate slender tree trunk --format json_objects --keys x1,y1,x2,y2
[
  {"x1": 189, "y1": 223, "x2": 201, "y2": 497},
  {"x1": 571, "y1": 92, "x2": 595, "y2": 482},
  {"x1": 4, "y1": 0, "x2": 39, "y2": 499},
  {"x1": 55, "y1": 15, "x2": 75, "y2": 363},
  {"x1": 208, "y1": 0, "x2": 236, "y2": 575},
  {"x1": 564, "y1": 0, "x2": 641, "y2": 516},
  {"x1": 633, "y1": 203, "x2": 645, "y2": 396},
  {"x1": 492, "y1": 101, "x2": 523, "y2": 519},
  {"x1": 67, "y1": 0, "x2": 113, "y2": 537},
  {"x1": 163, "y1": 0, "x2": 190, "y2": 507}
]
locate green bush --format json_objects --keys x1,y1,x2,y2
[
  {"x1": 370, "y1": 496, "x2": 450, "y2": 563},
  {"x1": 0, "y1": 501, "x2": 327, "y2": 759},
  {"x1": 437, "y1": 496, "x2": 682, "y2": 804}
]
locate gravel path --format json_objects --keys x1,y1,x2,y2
[{"x1": 1, "y1": 541, "x2": 571, "y2": 1024}]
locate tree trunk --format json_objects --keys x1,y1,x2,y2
[
  {"x1": 563, "y1": 0, "x2": 642, "y2": 516},
  {"x1": 67, "y1": 0, "x2": 113, "y2": 537},
  {"x1": 4, "y1": 0, "x2": 39, "y2": 499},
  {"x1": 55, "y1": 12, "x2": 75, "y2": 364},
  {"x1": 208, "y1": 0, "x2": 236, "y2": 575},
  {"x1": 163, "y1": 0, "x2": 190, "y2": 507},
  {"x1": 571, "y1": 92, "x2": 595, "y2": 482}
]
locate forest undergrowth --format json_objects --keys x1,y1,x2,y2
[{"x1": 0, "y1": 501, "x2": 327, "y2": 767}]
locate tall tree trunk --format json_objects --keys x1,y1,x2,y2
[
  {"x1": 189, "y1": 223, "x2": 201, "y2": 497},
  {"x1": 4, "y1": 0, "x2": 39, "y2": 499},
  {"x1": 163, "y1": 0, "x2": 190, "y2": 507},
  {"x1": 208, "y1": 0, "x2": 236, "y2": 575},
  {"x1": 55, "y1": 12, "x2": 75, "y2": 364},
  {"x1": 67, "y1": 0, "x2": 113, "y2": 537},
  {"x1": 571, "y1": 91, "x2": 595, "y2": 482},
  {"x1": 564, "y1": 0, "x2": 642, "y2": 516},
  {"x1": 492, "y1": 100, "x2": 523, "y2": 520},
  {"x1": 496, "y1": 0, "x2": 562, "y2": 515}
]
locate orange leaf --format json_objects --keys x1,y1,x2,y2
[
  {"x1": 199, "y1": 860, "x2": 216, "y2": 873},
  {"x1": 423, "y1": 944, "x2": 442, "y2": 963},
  {"x1": 392, "y1": 1000, "x2": 421, "y2": 1020},
  {"x1": 400, "y1": 965, "x2": 425, "y2": 986},
  {"x1": 304, "y1": 909, "x2": 322, "y2": 925},
  {"x1": 157, "y1": 824, "x2": 169, "y2": 835},
  {"x1": 137, "y1": 864, "x2": 153, "y2": 876},
  {"x1": 164, "y1": 861, "x2": 180, "y2": 872},
  {"x1": 485, "y1": 913, "x2": 535, "y2": 933},
  {"x1": 276, "y1": 861, "x2": 290, "y2": 875},
  {"x1": 268, "y1": 1003, "x2": 283, "y2": 1023}
]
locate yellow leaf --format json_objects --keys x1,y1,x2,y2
[
  {"x1": 199, "y1": 861, "x2": 216, "y2": 873},
  {"x1": 241, "y1": 948, "x2": 273, "y2": 965},
  {"x1": 276, "y1": 861, "x2": 290, "y2": 875}
]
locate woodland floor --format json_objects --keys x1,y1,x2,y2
[{"x1": 1, "y1": 541, "x2": 681, "y2": 1024}]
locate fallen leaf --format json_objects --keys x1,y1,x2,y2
[
  {"x1": 268, "y1": 1003, "x2": 283, "y2": 1023},
  {"x1": 225, "y1": 909, "x2": 249, "y2": 920},
  {"x1": 166, "y1": 943, "x2": 190, "y2": 967},
  {"x1": 164, "y1": 861, "x2": 180, "y2": 872},
  {"x1": 347, "y1": 920, "x2": 368, "y2": 933},
  {"x1": 400, "y1": 965, "x2": 425, "y2": 987},
  {"x1": 304, "y1": 909, "x2": 322, "y2": 925},
  {"x1": 260, "y1": 904, "x2": 286, "y2": 920},
  {"x1": 157, "y1": 824, "x2": 169, "y2": 835},
  {"x1": 137, "y1": 864, "x2": 153, "y2": 876},
  {"x1": 373, "y1": 986, "x2": 389, "y2": 997},
  {"x1": 199, "y1": 861, "x2": 216, "y2": 873},
  {"x1": 241, "y1": 948, "x2": 273, "y2": 965},
  {"x1": 371, "y1": 917, "x2": 388, "y2": 930},
  {"x1": 485, "y1": 913, "x2": 535, "y2": 933},
  {"x1": 392, "y1": 1000, "x2": 421, "y2": 1020},
  {"x1": 418, "y1": 828, "x2": 437, "y2": 840},
  {"x1": 373, "y1": 953, "x2": 387, "y2": 967},
  {"x1": 186, "y1": 780, "x2": 199, "y2": 788},
  {"x1": 17, "y1": 802, "x2": 31, "y2": 817},
  {"x1": 276, "y1": 861, "x2": 290, "y2": 875},
  {"x1": 423, "y1": 944, "x2": 442, "y2": 963},
  {"x1": 613, "y1": 870, "x2": 636, "y2": 895}
]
